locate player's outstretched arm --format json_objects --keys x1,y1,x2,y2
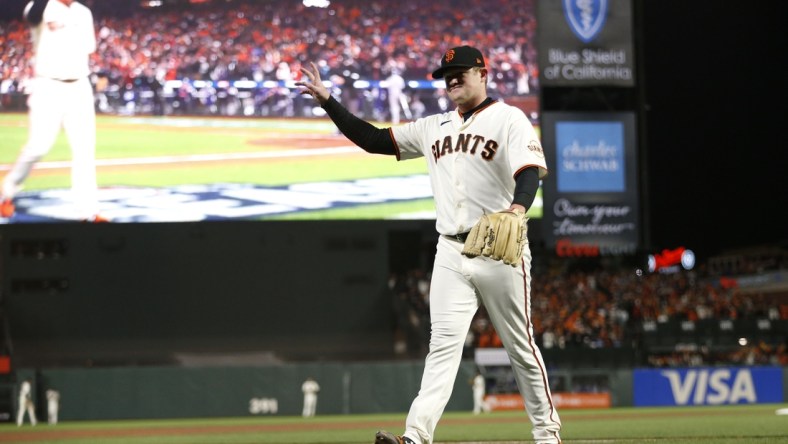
[
  {"x1": 296, "y1": 62, "x2": 331, "y2": 105},
  {"x1": 297, "y1": 62, "x2": 395, "y2": 156}
]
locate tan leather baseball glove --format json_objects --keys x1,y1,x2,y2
[{"x1": 461, "y1": 210, "x2": 528, "y2": 266}]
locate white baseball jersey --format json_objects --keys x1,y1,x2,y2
[
  {"x1": 392, "y1": 101, "x2": 547, "y2": 235},
  {"x1": 472, "y1": 374, "x2": 485, "y2": 393},
  {"x1": 302, "y1": 379, "x2": 320, "y2": 395},
  {"x1": 26, "y1": 0, "x2": 95, "y2": 80},
  {"x1": 18, "y1": 380, "x2": 32, "y2": 402}
]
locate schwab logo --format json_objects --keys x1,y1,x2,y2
[
  {"x1": 634, "y1": 367, "x2": 782, "y2": 406},
  {"x1": 662, "y1": 369, "x2": 756, "y2": 405}
]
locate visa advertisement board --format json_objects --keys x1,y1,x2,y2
[{"x1": 633, "y1": 367, "x2": 783, "y2": 406}]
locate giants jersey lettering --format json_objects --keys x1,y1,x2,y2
[{"x1": 391, "y1": 101, "x2": 547, "y2": 235}]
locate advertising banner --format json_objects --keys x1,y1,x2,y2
[
  {"x1": 633, "y1": 367, "x2": 784, "y2": 406},
  {"x1": 538, "y1": 0, "x2": 635, "y2": 86},
  {"x1": 541, "y1": 112, "x2": 639, "y2": 257},
  {"x1": 486, "y1": 393, "x2": 611, "y2": 411}
]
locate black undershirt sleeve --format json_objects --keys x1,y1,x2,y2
[
  {"x1": 322, "y1": 96, "x2": 396, "y2": 155},
  {"x1": 25, "y1": 0, "x2": 49, "y2": 25},
  {"x1": 512, "y1": 167, "x2": 540, "y2": 211}
]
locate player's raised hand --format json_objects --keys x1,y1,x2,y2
[{"x1": 296, "y1": 62, "x2": 330, "y2": 105}]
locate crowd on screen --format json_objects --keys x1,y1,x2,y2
[
  {"x1": 387, "y1": 248, "x2": 788, "y2": 367},
  {"x1": 0, "y1": 0, "x2": 539, "y2": 119}
]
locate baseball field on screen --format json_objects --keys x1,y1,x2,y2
[
  {"x1": 0, "y1": 113, "x2": 544, "y2": 222},
  {"x1": 1, "y1": 405, "x2": 787, "y2": 443}
]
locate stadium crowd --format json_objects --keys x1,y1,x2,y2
[
  {"x1": 387, "y1": 246, "x2": 788, "y2": 367},
  {"x1": 0, "y1": 0, "x2": 539, "y2": 119}
]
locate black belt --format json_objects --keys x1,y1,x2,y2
[{"x1": 444, "y1": 232, "x2": 470, "y2": 243}]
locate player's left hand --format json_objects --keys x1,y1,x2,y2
[
  {"x1": 461, "y1": 209, "x2": 528, "y2": 266},
  {"x1": 296, "y1": 62, "x2": 331, "y2": 105}
]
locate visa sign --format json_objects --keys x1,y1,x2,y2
[{"x1": 633, "y1": 367, "x2": 783, "y2": 406}]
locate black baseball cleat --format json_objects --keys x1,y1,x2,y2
[{"x1": 375, "y1": 430, "x2": 416, "y2": 444}]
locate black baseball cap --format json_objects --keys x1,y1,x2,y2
[{"x1": 431, "y1": 45, "x2": 486, "y2": 79}]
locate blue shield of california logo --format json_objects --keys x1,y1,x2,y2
[{"x1": 562, "y1": 0, "x2": 608, "y2": 43}]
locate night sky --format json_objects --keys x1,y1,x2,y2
[
  {"x1": 1, "y1": 1, "x2": 784, "y2": 259},
  {"x1": 640, "y1": 1, "x2": 785, "y2": 258}
]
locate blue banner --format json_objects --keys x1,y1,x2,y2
[
  {"x1": 556, "y1": 121, "x2": 625, "y2": 193},
  {"x1": 633, "y1": 367, "x2": 783, "y2": 406}
]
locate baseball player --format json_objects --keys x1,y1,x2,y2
[
  {"x1": 301, "y1": 377, "x2": 320, "y2": 417},
  {"x1": 46, "y1": 389, "x2": 60, "y2": 425},
  {"x1": 16, "y1": 379, "x2": 37, "y2": 426},
  {"x1": 297, "y1": 45, "x2": 562, "y2": 444},
  {"x1": 0, "y1": 0, "x2": 105, "y2": 222},
  {"x1": 386, "y1": 68, "x2": 406, "y2": 124},
  {"x1": 471, "y1": 370, "x2": 489, "y2": 415}
]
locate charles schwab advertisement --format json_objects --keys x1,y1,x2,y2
[{"x1": 541, "y1": 112, "x2": 639, "y2": 257}]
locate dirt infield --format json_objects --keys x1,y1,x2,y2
[
  {"x1": 0, "y1": 408, "x2": 770, "y2": 443},
  {"x1": 3, "y1": 416, "x2": 518, "y2": 443}
]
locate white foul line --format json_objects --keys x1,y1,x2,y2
[{"x1": 0, "y1": 146, "x2": 359, "y2": 171}]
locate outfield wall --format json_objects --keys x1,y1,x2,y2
[
  {"x1": 13, "y1": 361, "x2": 479, "y2": 421},
  {"x1": 10, "y1": 363, "x2": 786, "y2": 422}
]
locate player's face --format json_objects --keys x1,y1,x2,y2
[{"x1": 443, "y1": 67, "x2": 487, "y2": 111}]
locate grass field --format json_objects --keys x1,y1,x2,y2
[
  {"x1": 0, "y1": 113, "x2": 385, "y2": 177},
  {"x1": 0, "y1": 113, "x2": 433, "y2": 221},
  {"x1": 1, "y1": 405, "x2": 786, "y2": 443}
]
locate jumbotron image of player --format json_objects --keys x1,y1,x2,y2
[{"x1": 1, "y1": 0, "x2": 105, "y2": 222}]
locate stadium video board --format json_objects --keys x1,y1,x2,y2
[
  {"x1": 0, "y1": 0, "x2": 641, "y2": 225},
  {"x1": 0, "y1": 0, "x2": 543, "y2": 223}
]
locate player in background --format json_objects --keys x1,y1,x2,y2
[
  {"x1": 46, "y1": 389, "x2": 60, "y2": 425},
  {"x1": 16, "y1": 379, "x2": 37, "y2": 426},
  {"x1": 0, "y1": 0, "x2": 106, "y2": 222},
  {"x1": 297, "y1": 45, "x2": 562, "y2": 444},
  {"x1": 385, "y1": 67, "x2": 407, "y2": 124},
  {"x1": 471, "y1": 370, "x2": 490, "y2": 415},
  {"x1": 301, "y1": 377, "x2": 320, "y2": 417}
]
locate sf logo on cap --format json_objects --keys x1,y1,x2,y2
[{"x1": 445, "y1": 49, "x2": 455, "y2": 62}]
